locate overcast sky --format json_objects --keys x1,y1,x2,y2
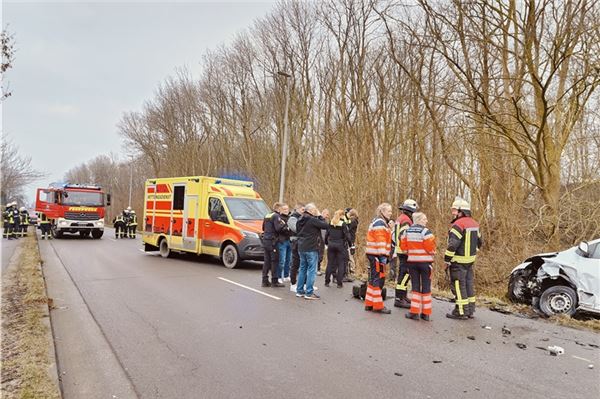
[{"x1": 2, "y1": 0, "x2": 276, "y2": 203}]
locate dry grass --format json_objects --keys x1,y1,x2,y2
[{"x1": 1, "y1": 233, "x2": 60, "y2": 399}]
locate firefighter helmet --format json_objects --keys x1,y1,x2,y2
[
  {"x1": 19, "y1": 207, "x2": 26, "y2": 212},
  {"x1": 400, "y1": 199, "x2": 418, "y2": 213},
  {"x1": 126, "y1": 206, "x2": 132, "y2": 211},
  {"x1": 451, "y1": 197, "x2": 470, "y2": 211},
  {"x1": 130, "y1": 210, "x2": 135, "y2": 214}
]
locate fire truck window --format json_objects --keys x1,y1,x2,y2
[
  {"x1": 173, "y1": 186, "x2": 185, "y2": 210},
  {"x1": 39, "y1": 190, "x2": 55, "y2": 203}
]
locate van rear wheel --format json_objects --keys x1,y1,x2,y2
[
  {"x1": 222, "y1": 244, "x2": 239, "y2": 269},
  {"x1": 159, "y1": 239, "x2": 171, "y2": 258}
]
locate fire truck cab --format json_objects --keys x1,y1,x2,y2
[
  {"x1": 142, "y1": 176, "x2": 268, "y2": 268},
  {"x1": 35, "y1": 183, "x2": 110, "y2": 239}
]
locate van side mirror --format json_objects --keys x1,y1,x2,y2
[
  {"x1": 578, "y1": 241, "x2": 590, "y2": 257},
  {"x1": 106, "y1": 194, "x2": 111, "y2": 206}
]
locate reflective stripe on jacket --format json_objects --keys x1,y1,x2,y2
[
  {"x1": 365, "y1": 217, "x2": 392, "y2": 256},
  {"x1": 401, "y1": 224, "x2": 436, "y2": 263},
  {"x1": 393, "y1": 213, "x2": 413, "y2": 255},
  {"x1": 444, "y1": 216, "x2": 481, "y2": 264}
]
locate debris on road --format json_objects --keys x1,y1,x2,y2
[
  {"x1": 589, "y1": 364, "x2": 594, "y2": 369},
  {"x1": 516, "y1": 343, "x2": 527, "y2": 350},
  {"x1": 394, "y1": 372, "x2": 403, "y2": 376},
  {"x1": 589, "y1": 343, "x2": 600, "y2": 349},
  {"x1": 486, "y1": 341, "x2": 491, "y2": 344},
  {"x1": 547, "y1": 345, "x2": 565, "y2": 356},
  {"x1": 502, "y1": 326, "x2": 511, "y2": 335},
  {"x1": 432, "y1": 360, "x2": 442, "y2": 364},
  {"x1": 467, "y1": 336, "x2": 476, "y2": 340},
  {"x1": 490, "y1": 305, "x2": 512, "y2": 315},
  {"x1": 481, "y1": 325, "x2": 492, "y2": 330}
]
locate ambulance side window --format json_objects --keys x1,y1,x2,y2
[
  {"x1": 209, "y1": 198, "x2": 228, "y2": 223},
  {"x1": 173, "y1": 186, "x2": 185, "y2": 210}
]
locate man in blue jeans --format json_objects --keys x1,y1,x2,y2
[
  {"x1": 276, "y1": 204, "x2": 293, "y2": 282},
  {"x1": 296, "y1": 203, "x2": 330, "y2": 300}
]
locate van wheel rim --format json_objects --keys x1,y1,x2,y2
[
  {"x1": 224, "y1": 247, "x2": 236, "y2": 265},
  {"x1": 548, "y1": 293, "x2": 572, "y2": 313}
]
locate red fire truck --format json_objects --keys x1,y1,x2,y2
[{"x1": 35, "y1": 183, "x2": 111, "y2": 239}]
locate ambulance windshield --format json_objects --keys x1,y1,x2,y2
[{"x1": 224, "y1": 198, "x2": 269, "y2": 220}]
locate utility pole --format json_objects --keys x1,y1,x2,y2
[
  {"x1": 128, "y1": 156, "x2": 133, "y2": 208},
  {"x1": 277, "y1": 71, "x2": 291, "y2": 204}
]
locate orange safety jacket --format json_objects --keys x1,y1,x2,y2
[
  {"x1": 365, "y1": 217, "x2": 392, "y2": 257},
  {"x1": 401, "y1": 224, "x2": 436, "y2": 263}
]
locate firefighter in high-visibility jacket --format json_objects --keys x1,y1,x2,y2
[
  {"x1": 392, "y1": 199, "x2": 418, "y2": 308},
  {"x1": 113, "y1": 213, "x2": 126, "y2": 239},
  {"x1": 3, "y1": 202, "x2": 16, "y2": 239},
  {"x1": 364, "y1": 203, "x2": 394, "y2": 314},
  {"x1": 2, "y1": 203, "x2": 11, "y2": 239},
  {"x1": 127, "y1": 210, "x2": 138, "y2": 238},
  {"x1": 401, "y1": 212, "x2": 436, "y2": 321},
  {"x1": 444, "y1": 198, "x2": 482, "y2": 320},
  {"x1": 38, "y1": 212, "x2": 52, "y2": 240},
  {"x1": 19, "y1": 207, "x2": 30, "y2": 237}
]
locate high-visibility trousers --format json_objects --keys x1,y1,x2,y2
[
  {"x1": 365, "y1": 255, "x2": 386, "y2": 310},
  {"x1": 408, "y1": 262, "x2": 432, "y2": 315},
  {"x1": 449, "y1": 262, "x2": 475, "y2": 316},
  {"x1": 395, "y1": 254, "x2": 410, "y2": 300}
]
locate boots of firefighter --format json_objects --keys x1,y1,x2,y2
[
  {"x1": 420, "y1": 314, "x2": 430, "y2": 321},
  {"x1": 467, "y1": 301, "x2": 476, "y2": 318},
  {"x1": 394, "y1": 298, "x2": 411, "y2": 309},
  {"x1": 446, "y1": 308, "x2": 468, "y2": 320}
]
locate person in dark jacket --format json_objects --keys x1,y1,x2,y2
[
  {"x1": 296, "y1": 203, "x2": 330, "y2": 300},
  {"x1": 287, "y1": 203, "x2": 305, "y2": 292},
  {"x1": 276, "y1": 204, "x2": 293, "y2": 282},
  {"x1": 262, "y1": 202, "x2": 286, "y2": 287},
  {"x1": 316, "y1": 208, "x2": 330, "y2": 276},
  {"x1": 324, "y1": 209, "x2": 353, "y2": 288},
  {"x1": 344, "y1": 208, "x2": 359, "y2": 280}
]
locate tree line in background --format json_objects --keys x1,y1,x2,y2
[{"x1": 66, "y1": 0, "x2": 600, "y2": 295}]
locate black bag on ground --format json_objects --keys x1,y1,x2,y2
[{"x1": 352, "y1": 281, "x2": 387, "y2": 300}]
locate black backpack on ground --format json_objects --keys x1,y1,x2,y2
[{"x1": 352, "y1": 281, "x2": 387, "y2": 300}]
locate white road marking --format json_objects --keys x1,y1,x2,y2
[
  {"x1": 218, "y1": 277, "x2": 282, "y2": 301},
  {"x1": 572, "y1": 355, "x2": 593, "y2": 363}
]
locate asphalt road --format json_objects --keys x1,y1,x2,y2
[{"x1": 40, "y1": 228, "x2": 600, "y2": 399}]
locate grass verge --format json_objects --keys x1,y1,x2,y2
[{"x1": 1, "y1": 233, "x2": 60, "y2": 399}]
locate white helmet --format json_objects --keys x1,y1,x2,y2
[
  {"x1": 19, "y1": 207, "x2": 26, "y2": 212},
  {"x1": 126, "y1": 206, "x2": 132, "y2": 211},
  {"x1": 9, "y1": 201, "x2": 17, "y2": 207},
  {"x1": 451, "y1": 197, "x2": 470, "y2": 211},
  {"x1": 400, "y1": 199, "x2": 418, "y2": 213},
  {"x1": 130, "y1": 210, "x2": 135, "y2": 214}
]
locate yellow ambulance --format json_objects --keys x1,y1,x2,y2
[{"x1": 142, "y1": 176, "x2": 269, "y2": 268}]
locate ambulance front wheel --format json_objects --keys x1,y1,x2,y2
[
  {"x1": 159, "y1": 239, "x2": 171, "y2": 258},
  {"x1": 221, "y1": 243, "x2": 239, "y2": 269}
]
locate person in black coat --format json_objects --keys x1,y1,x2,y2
[
  {"x1": 324, "y1": 209, "x2": 353, "y2": 288},
  {"x1": 295, "y1": 203, "x2": 330, "y2": 299}
]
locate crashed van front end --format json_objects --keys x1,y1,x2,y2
[{"x1": 508, "y1": 241, "x2": 600, "y2": 317}]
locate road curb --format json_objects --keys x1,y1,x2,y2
[{"x1": 35, "y1": 233, "x2": 63, "y2": 398}]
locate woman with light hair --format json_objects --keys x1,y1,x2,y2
[
  {"x1": 400, "y1": 212, "x2": 436, "y2": 321},
  {"x1": 324, "y1": 209, "x2": 353, "y2": 288},
  {"x1": 364, "y1": 203, "x2": 394, "y2": 314}
]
